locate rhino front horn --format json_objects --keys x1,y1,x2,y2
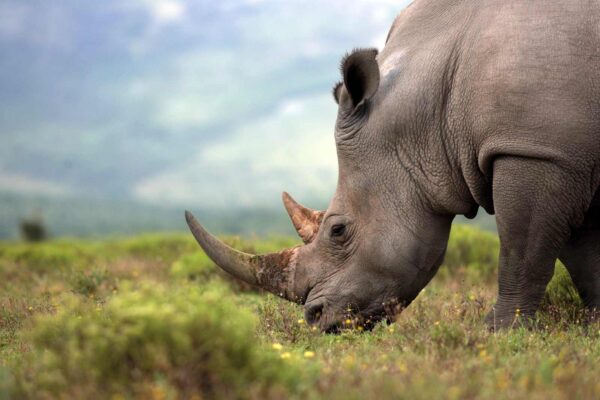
[
  {"x1": 184, "y1": 211, "x2": 303, "y2": 302},
  {"x1": 281, "y1": 192, "x2": 325, "y2": 244}
]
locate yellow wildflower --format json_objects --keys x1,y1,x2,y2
[
  {"x1": 303, "y1": 351, "x2": 315, "y2": 358},
  {"x1": 448, "y1": 386, "x2": 461, "y2": 400},
  {"x1": 342, "y1": 354, "x2": 355, "y2": 368},
  {"x1": 272, "y1": 343, "x2": 283, "y2": 351},
  {"x1": 280, "y1": 352, "x2": 291, "y2": 359},
  {"x1": 397, "y1": 362, "x2": 408, "y2": 374}
]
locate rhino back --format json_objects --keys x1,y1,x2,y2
[
  {"x1": 379, "y1": 0, "x2": 600, "y2": 210},
  {"x1": 462, "y1": 0, "x2": 600, "y2": 170}
]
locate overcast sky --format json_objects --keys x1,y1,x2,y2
[{"x1": 0, "y1": 0, "x2": 411, "y2": 209}]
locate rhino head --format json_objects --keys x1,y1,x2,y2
[{"x1": 186, "y1": 48, "x2": 454, "y2": 332}]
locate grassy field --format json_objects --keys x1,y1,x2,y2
[{"x1": 0, "y1": 225, "x2": 598, "y2": 399}]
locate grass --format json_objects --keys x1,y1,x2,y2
[{"x1": 0, "y1": 225, "x2": 598, "y2": 399}]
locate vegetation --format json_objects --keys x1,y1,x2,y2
[
  {"x1": 19, "y1": 213, "x2": 48, "y2": 243},
  {"x1": 0, "y1": 225, "x2": 598, "y2": 399}
]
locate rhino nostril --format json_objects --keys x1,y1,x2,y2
[
  {"x1": 324, "y1": 322, "x2": 340, "y2": 334},
  {"x1": 304, "y1": 304, "x2": 324, "y2": 325}
]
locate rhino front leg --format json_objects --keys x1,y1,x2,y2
[
  {"x1": 559, "y1": 206, "x2": 600, "y2": 317},
  {"x1": 486, "y1": 157, "x2": 590, "y2": 330}
]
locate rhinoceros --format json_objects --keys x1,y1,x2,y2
[{"x1": 185, "y1": 0, "x2": 600, "y2": 331}]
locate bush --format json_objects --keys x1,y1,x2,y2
[
  {"x1": 170, "y1": 251, "x2": 216, "y2": 282},
  {"x1": 441, "y1": 225, "x2": 499, "y2": 281},
  {"x1": 10, "y1": 282, "x2": 311, "y2": 399},
  {"x1": 19, "y1": 215, "x2": 48, "y2": 243},
  {"x1": 68, "y1": 267, "x2": 109, "y2": 296},
  {"x1": 543, "y1": 263, "x2": 583, "y2": 313},
  {"x1": 113, "y1": 234, "x2": 197, "y2": 264},
  {"x1": 2, "y1": 244, "x2": 80, "y2": 274},
  {"x1": 0, "y1": 366, "x2": 12, "y2": 400}
]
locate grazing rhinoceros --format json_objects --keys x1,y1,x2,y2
[{"x1": 185, "y1": 0, "x2": 600, "y2": 331}]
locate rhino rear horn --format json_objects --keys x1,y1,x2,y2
[{"x1": 281, "y1": 192, "x2": 325, "y2": 244}]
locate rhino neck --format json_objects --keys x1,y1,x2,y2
[
  {"x1": 375, "y1": 59, "x2": 480, "y2": 219},
  {"x1": 377, "y1": 1, "x2": 487, "y2": 219}
]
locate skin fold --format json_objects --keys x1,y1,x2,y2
[{"x1": 187, "y1": 0, "x2": 600, "y2": 331}]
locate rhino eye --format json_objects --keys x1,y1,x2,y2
[{"x1": 330, "y1": 224, "x2": 346, "y2": 237}]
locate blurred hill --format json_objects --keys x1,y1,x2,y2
[
  {"x1": 0, "y1": 190, "x2": 299, "y2": 239},
  {"x1": 0, "y1": 190, "x2": 496, "y2": 239}
]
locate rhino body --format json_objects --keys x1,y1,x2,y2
[{"x1": 186, "y1": 0, "x2": 600, "y2": 330}]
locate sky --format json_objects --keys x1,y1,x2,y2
[{"x1": 0, "y1": 0, "x2": 412, "y2": 209}]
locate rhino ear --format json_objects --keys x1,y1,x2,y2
[
  {"x1": 340, "y1": 48, "x2": 380, "y2": 109},
  {"x1": 332, "y1": 81, "x2": 343, "y2": 104}
]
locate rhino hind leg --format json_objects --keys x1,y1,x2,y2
[
  {"x1": 559, "y1": 205, "x2": 600, "y2": 317},
  {"x1": 486, "y1": 157, "x2": 593, "y2": 330}
]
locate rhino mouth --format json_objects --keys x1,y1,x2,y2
[
  {"x1": 304, "y1": 304, "x2": 342, "y2": 334},
  {"x1": 304, "y1": 298, "x2": 404, "y2": 333}
]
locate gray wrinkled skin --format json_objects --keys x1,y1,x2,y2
[{"x1": 290, "y1": 0, "x2": 600, "y2": 331}]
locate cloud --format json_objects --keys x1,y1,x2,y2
[
  {"x1": 1, "y1": 0, "x2": 414, "y2": 206},
  {"x1": 120, "y1": 0, "x2": 187, "y2": 54},
  {"x1": 134, "y1": 94, "x2": 338, "y2": 208},
  {"x1": 0, "y1": 2, "x2": 74, "y2": 50},
  {"x1": 146, "y1": 0, "x2": 185, "y2": 24},
  {"x1": 0, "y1": 170, "x2": 71, "y2": 197},
  {"x1": 0, "y1": 3, "x2": 29, "y2": 39}
]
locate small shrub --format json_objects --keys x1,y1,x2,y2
[
  {"x1": 68, "y1": 268, "x2": 109, "y2": 296},
  {"x1": 19, "y1": 215, "x2": 48, "y2": 243},
  {"x1": 115, "y1": 234, "x2": 196, "y2": 264},
  {"x1": 3, "y1": 245, "x2": 80, "y2": 274},
  {"x1": 429, "y1": 321, "x2": 465, "y2": 351},
  {"x1": 257, "y1": 295, "x2": 307, "y2": 344},
  {"x1": 442, "y1": 225, "x2": 499, "y2": 281},
  {"x1": 0, "y1": 366, "x2": 12, "y2": 400},
  {"x1": 170, "y1": 247, "x2": 263, "y2": 292},
  {"x1": 0, "y1": 299, "x2": 28, "y2": 349},
  {"x1": 541, "y1": 263, "x2": 584, "y2": 324},
  {"x1": 253, "y1": 236, "x2": 301, "y2": 254},
  {"x1": 544, "y1": 263, "x2": 582, "y2": 308},
  {"x1": 10, "y1": 282, "x2": 312, "y2": 399},
  {"x1": 170, "y1": 251, "x2": 216, "y2": 282}
]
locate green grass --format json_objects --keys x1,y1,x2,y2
[{"x1": 0, "y1": 225, "x2": 598, "y2": 399}]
